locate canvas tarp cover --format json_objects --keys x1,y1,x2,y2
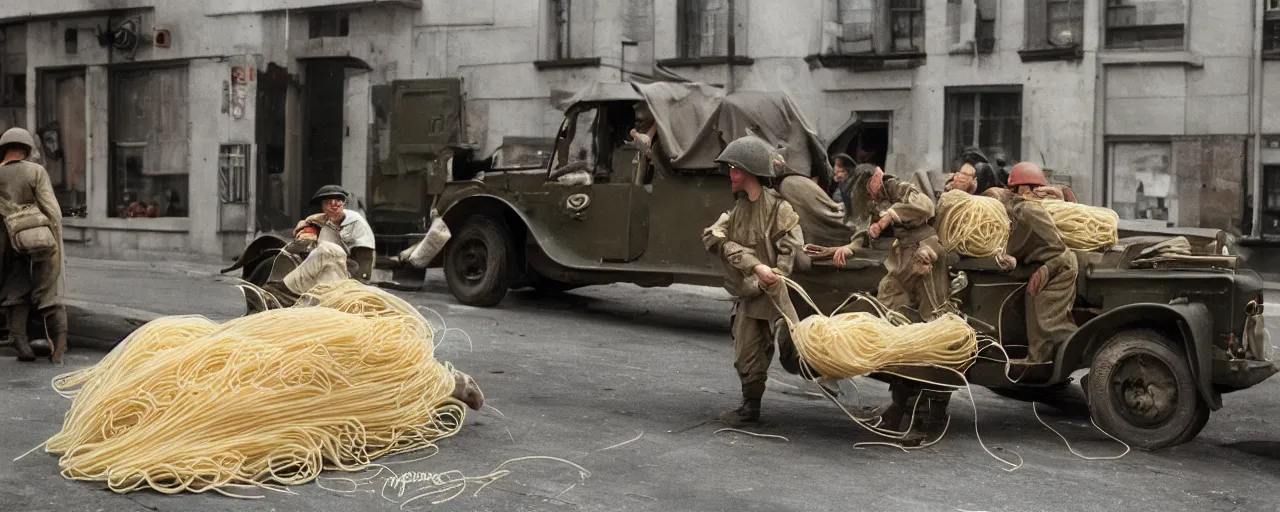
[{"x1": 633, "y1": 82, "x2": 833, "y2": 181}]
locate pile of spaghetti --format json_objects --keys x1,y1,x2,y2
[
  {"x1": 43, "y1": 280, "x2": 466, "y2": 496},
  {"x1": 1040, "y1": 199, "x2": 1120, "y2": 251},
  {"x1": 935, "y1": 189, "x2": 1011, "y2": 258},
  {"x1": 789, "y1": 308, "x2": 979, "y2": 380}
]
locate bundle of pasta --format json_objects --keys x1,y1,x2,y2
[
  {"x1": 789, "y1": 311, "x2": 978, "y2": 380},
  {"x1": 1039, "y1": 199, "x2": 1119, "y2": 251},
  {"x1": 44, "y1": 280, "x2": 466, "y2": 495},
  {"x1": 935, "y1": 189, "x2": 1011, "y2": 258}
]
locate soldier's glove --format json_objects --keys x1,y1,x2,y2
[{"x1": 1028, "y1": 266, "x2": 1050, "y2": 296}]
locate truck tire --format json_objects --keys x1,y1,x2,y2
[
  {"x1": 444, "y1": 216, "x2": 514, "y2": 307},
  {"x1": 1086, "y1": 329, "x2": 1208, "y2": 451}
]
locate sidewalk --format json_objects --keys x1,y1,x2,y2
[{"x1": 64, "y1": 257, "x2": 246, "y2": 321}]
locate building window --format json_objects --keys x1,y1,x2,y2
[
  {"x1": 826, "y1": 0, "x2": 924, "y2": 56},
  {"x1": 0, "y1": 73, "x2": 24, "y2": 107},
  {"x1": 1265, "y1": 4, "x2": 1280, "y2": 57},
  {"x1": 218, "y1": 145, "x2": 250, "y2": 204},
  {"x1": 678, "y1": 0, "x2": 739, "y2": 58},
  {"x1": 109, "y1": 66, "x2": 189, "y2": 218},
  {"x1": 1107, "y1": 142, "x2": 1175, "y2": 224},
  {"x1": 945, "y1": 89, "x2": 1022, "y2": 173},
  {"x1": 1264, "y1": 165, "x2": 1280, "y2": 235},
  {"x1": 975, "y1": 0, "x2": 996, "y2": 53},
  {"x1": 1105, "y1": 0, "x2": 1185, "y2": 50},
  {"x1": 37, "y1": 70, "x2": 88, "y2": 211},
  {"x1": 309, "y1": 9, "x2": 351, "y2": 39},
  {"x1": 64, "y1": 29, "x2": 78, "y2": 54},
  {"x1": 550, "y1": 0, "x2": 572, "y2": 59}
]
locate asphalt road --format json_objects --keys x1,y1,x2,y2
[{"x1": 2, "y1": 264, "x2": 1279, "y2": 512}]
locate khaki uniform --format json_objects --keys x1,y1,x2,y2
[
  {"x1": 854, "y1": 177, "x2": 950, "y2": 320},
  {"x1": 703, "y1": 189, "x2": 803, "y2": 401},
  {"x1": 0, "y1": 160, "x2": 65, "y2": 311},
  {"x1": 1006, "y1": 197, "x2": 1078, "y2": 362}
]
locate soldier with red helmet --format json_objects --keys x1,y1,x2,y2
[{"x1": 998, "y1": 162, "x2": 1079, "y2": 378}]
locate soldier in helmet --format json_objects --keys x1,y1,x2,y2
[
  {"x1": 998, "y1": 162, "x2": 1078, "y2": 378},
  {"x1": 0, "y1": 128, "x2": 68, "y2": 364},
  {"x1": 701, "y1": 136, "x2": 805, "y2": 426},
  {"x1": 807, "y1": 163, "x2": 955, "y2": 438}
]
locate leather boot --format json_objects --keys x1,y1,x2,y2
[
  {"x1": 877, "y1": 381, "x2": 915, "y2": 432},
  {"x1": 720, "y1": 382, "x2": 765, "y2": 426},
  {"x1": 45, "y1": 307, "x2": 67, "y2": 365},
  {"x1": 450, "y1": 369, "x2": 485, "y2": 411},
  {"x1": 6, "y1": 304, "x2": 34, "y2": 362}
]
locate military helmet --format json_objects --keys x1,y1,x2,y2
[
  {"x1": 714, "y1": 136, "x2": 776, "y2": 179},
  {"x1": 1007, "y1": 162, "x2": 1048, "y2": 188},
  {"x1": 310, "y1": 184, "x2": 350, "y2": 205},
  {"x1": 0, "y1": 128, "x2": 36, "y2": 153}
]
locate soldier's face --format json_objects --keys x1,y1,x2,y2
[
  {"x1": 729, "y1": 167, "x2": 749, "y2": 193},
  {"x1": 834, "y1": 164, "x2": 849, "y2": 182}
]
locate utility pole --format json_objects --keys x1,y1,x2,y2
[{"x1": 726, "y1": 0, "x2": 736, "y2": 94}]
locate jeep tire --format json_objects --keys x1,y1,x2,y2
[
  {"x1": 444, "y1": 216, "x2": 514, "y2": 307},
  {"x1": 1086, "y1": 329, "x2": 1208, "y2": 451}
]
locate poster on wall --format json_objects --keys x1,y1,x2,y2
[{"x1": 1109, "y1": 142, "x2": 1176, "y2": 225}]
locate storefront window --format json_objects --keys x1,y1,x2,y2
[
  {"x1": 1108, "y1": 141, "x2": 1175, "y2": 225},
  {"x1": 109, "y1": 66, "x2": 189, "y2": 218},
  {"x1": 37, "y1": 70, "x2": 88, "y2": 213}
]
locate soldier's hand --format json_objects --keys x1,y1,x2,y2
[
  {"x1": 868, "y1": 221, "x2": 883, "y2": 240},
  {"x1": 832, "y1": 247, "x2": 853, "y2": 268},
  {"x1": 997, "y1": 254, "x2": 1017, "y2": 270},
  {"x1": 754, "y1": 264, "x2": 780, "y2": 286},
  {"x1": 914, "y1": 245, "x2": 937, "y2": 267},
  {"x1": 1028, "y1": 266, "x2": 1049, "y2": 296}
]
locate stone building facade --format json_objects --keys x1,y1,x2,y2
[{"x1": 0, "y1": 0, "x2": 1274, "y2": 261}]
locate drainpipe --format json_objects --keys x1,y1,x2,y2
[
  {"x1": 1250, "y1": 0, "x2": 1264, "y2": 238},
  {"x1": 726, "y1": 0, "x2": 736, "y2": 94}
]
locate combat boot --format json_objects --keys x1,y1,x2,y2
[
  {"x1": 718, "y1": 399, "x2": 761, "y2": 427},
  {"x1": 45, "y1": 307, "x2": 67, "y2": 365},
  {"x1": 720, "y1": 381, "x2": 765, "y2": 426},
  {"x1": 5, "y1": 304, "x2": 34, "y2": 362}
]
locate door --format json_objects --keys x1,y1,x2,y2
[
  {"x1": 370, "y1": 78, "x2": 463, "y2": 249},
  {"x1": 301, "y1": 60, "x2": 345, "y2": 209},
  {"x1": 255, "y1": 63, "x2": 291, "y2": 233},
  {"x1": 544, "y1": 104, "x2": 650, "y2": 263}
]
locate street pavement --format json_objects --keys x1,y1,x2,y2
[{"x1": 2, "y1": 260, "x2": 1279, "y2": 511}]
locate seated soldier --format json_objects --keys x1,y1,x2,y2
[{"x1": 1000, "y1": 162, "x2": 1079, "y2": 379}]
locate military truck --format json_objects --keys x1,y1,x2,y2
[{"x1": 243, "y1": 79, "x2": 1274, "y2": 451}]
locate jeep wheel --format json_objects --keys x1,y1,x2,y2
[
  {"x1": 444, "y1": 216, "x2": 513, "y2": 307},
  {"x1": 1086, "y1": 329, "x2": 1208, "y2": 451}
]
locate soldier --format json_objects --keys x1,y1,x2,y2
[
  {"x1": 0, "y1": 128, "x2": 68, "y2": 364},
  {"x1": 1001, "y1": 162, "x2": 1079, "y2": 378},
  {"x1": 702, "y1": 136, "x2": 805, "y2": 426},
  {"x1": 811, "y1": 164, "x2": 954, "y2": 437},
  {"x1": 772, "y1": 150, "x2": 853, "y2": 248}
]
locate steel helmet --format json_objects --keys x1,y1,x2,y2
[
  {"x1": 310, "y1": 184, "x2": 350, "y2": 205},
  {"x1": 714, "y1": 136, "x2": 776, "y2": 179},
  {"x1": 1007, "y1": 161, "x2": 1048, "y2": 188},
  {"x1": 0, "y1": 128, "x2": 36, "y2": 152}
]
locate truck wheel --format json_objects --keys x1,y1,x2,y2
[
  {"x1": 444, "y1": 216, "x2": 514, "y2": 307},
  {"x1": 1086, "y1": 329, "x2": 1208, "y2": 451}
]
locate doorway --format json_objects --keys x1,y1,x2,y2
[
  {"x1": 828, "y1": 111, "x2": 892, "y2": 170},
  {"x1": 255, "y1": 62, "x2": 290, "y2": 233},
  {"x1": 301, "y1": 59, "x2": 346, "y2": 216}
]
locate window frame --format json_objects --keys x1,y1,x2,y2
[
  {"x1": 1103, "y1": 0, "x2": 1189, "y2": 51},
  {"x1": 1104, "y1": 138, "x2": 1178, "y2": 226},
  {"x1": 1264, "y1": 7, "x2": 1280, "y2": 58},
  {"x1": 823, "y1": 0, "x2": 925, "y2": 59},
  {"x1": 308, "y1": 9, "x2": 351, "y2": 39},
  {"x1": 37, "y1": 67, "x2": 89, "y2": 210},
  {"x1": 943, "y1": 86, "x2": 1023, "y2": 173},
  {"x1": 107, "y1": 63, "x2": 192, "y2": 219},
  {"x1": 549, "y1": 0, "x2": 572, "y2": 60},
  {"x1": 1020, "y1": 0, "x2": 1084, "y2": 62}
]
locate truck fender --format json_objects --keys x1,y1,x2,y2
[
  {"x1": 1059, "y1": 302, "x2": 1221, "y2": 410},
  {"x1": 435, "y1": 194, "x2": 603, "y2": 273}
]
